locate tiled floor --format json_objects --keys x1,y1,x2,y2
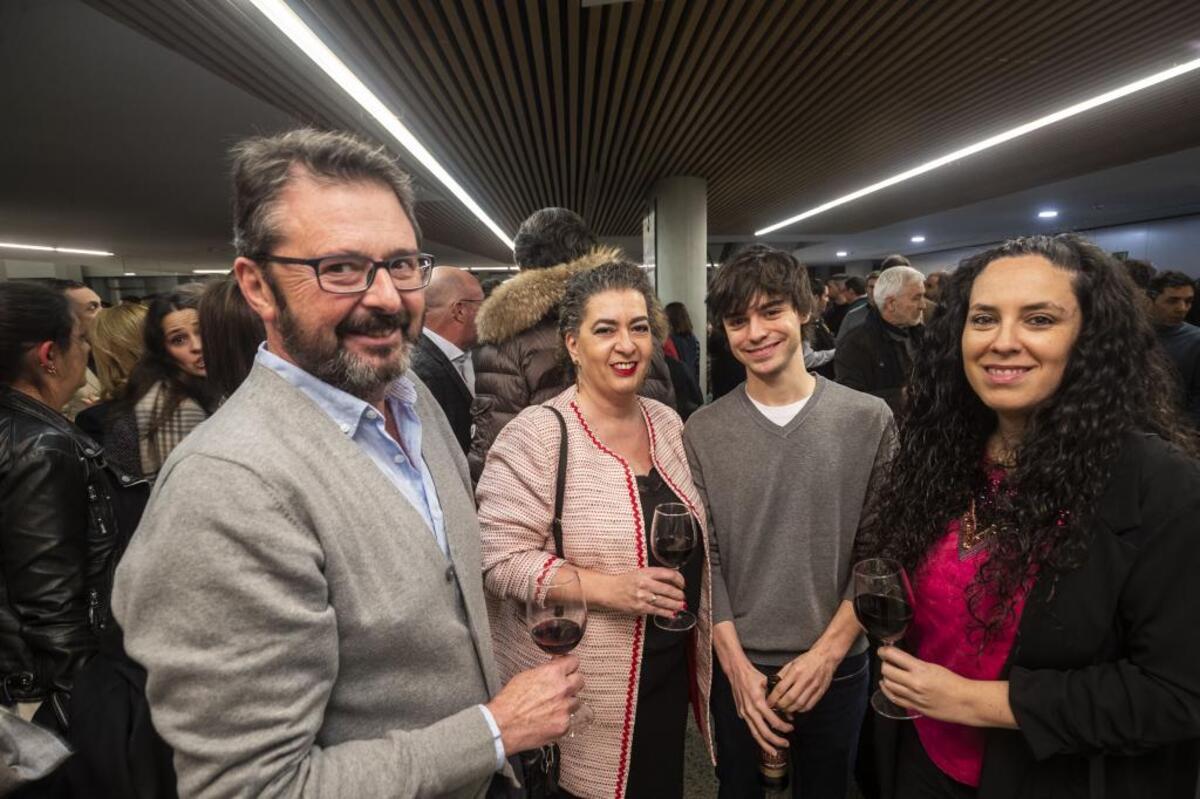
[{"x1": 682, "y1": 709, "x2": 718, "y2": 797}]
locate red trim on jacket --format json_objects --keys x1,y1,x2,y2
[
  {"x1": 569, "y1": 400, "x2": 645, "y2": 799},
  {"x1": 534, "y1": 553, "x2": 559, "y2": 602}
]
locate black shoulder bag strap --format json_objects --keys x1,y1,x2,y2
[
  {"x1": 545, "y1": 406, "x2": 568, "y2": 558},
  {"x1": 497, "y1": 405, "x2": 569, "y2": 799}
]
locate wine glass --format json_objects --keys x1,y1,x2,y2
[
  {"x1": 526, "y1": 570, "x2": 593, "y2": 734},
  {"x1": 650, "y1": 502, "x2": 698, "y2": 632},
  {"x1": 852, "y1": 558, "x2": 920, "y2": 720}
]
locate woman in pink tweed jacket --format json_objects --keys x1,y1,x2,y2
[{"x1": 477, "y1": 261, "x2": 714, "y2": 799}]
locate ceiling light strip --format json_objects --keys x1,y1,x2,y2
[
  {"x1": 245, "y1": 0, "x2": 515, "y2": 250},
  {"x1": 756, "y1": 56, "x2": 1200, "y2": 236},
  {"x1": 0, "y1": 241, "x2": 114, "y2": 256}
]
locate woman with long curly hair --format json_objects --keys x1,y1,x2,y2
[
  {"x1": 858, "y1": 234, "x2": 1200, "y2": 798},
  {"x1": 112, "y1": 288, "x2": 220, "y2": 480}
]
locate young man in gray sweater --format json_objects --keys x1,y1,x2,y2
[{"x1": 684, "y1": 245, "x2": 895, "y2": 798}]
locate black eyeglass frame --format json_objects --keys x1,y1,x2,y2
[{"x1": 252, "y1": 252, "x2": 436, "y2": 294}]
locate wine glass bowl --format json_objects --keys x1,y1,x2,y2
[
  {"x1": 529, "y1": 616, "x2": 584, "y2": 655},
  {"x1": 650, "y1": 503, "x2": 698, "y2": 632},
  {"x1": 527, "y1": 570, "x2": 593, "y2": 734},
  {"x1": 852, "y1": 558, "x2": 921, "y2": 720}
]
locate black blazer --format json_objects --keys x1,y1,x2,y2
[
  {"x1": 410, "y1": 332, "x2": 473, "y2": 453},
  {"x1": 878, "y1": 432, "x2": 1200, "y2": 799}
]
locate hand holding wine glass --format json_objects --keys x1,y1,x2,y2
[
  {"x1": 650, "y1": 503, "x2": 698, "y2": 632},
  {"x1": 485, "y1": 656, "x2": 584, "y2": 754},
  {"x1": 527, "y1": 570, "x2": 594, "y2": 734},
  {"x1": 852, "y1": 557, "x2": 920, "y2": 720}
]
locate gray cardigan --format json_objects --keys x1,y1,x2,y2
[{"x1": 113, "y1": 364, "x2": 507, "y2": 798}]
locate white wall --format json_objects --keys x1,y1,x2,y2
[
  {"x1": 0, "y1": 259, "x2": 84, "y2": 280},
  {"x1": 905, "y1": 214, "x2": 1200, "y2": 277}
]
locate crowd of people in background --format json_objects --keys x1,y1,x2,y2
[{"x1": 1, "y1": 126, "x2": 1199, "y2": 799}]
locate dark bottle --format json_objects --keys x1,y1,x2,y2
[{"x1": 758, "y1": 674, "x2": 789, "y2": 790}]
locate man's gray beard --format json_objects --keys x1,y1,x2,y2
[
  {"x1": 278, "y1": 309, "x2": 412, "y2": 401},
  {"x1": 311, "y1": 343, "x2": 411, "y2": 400}
]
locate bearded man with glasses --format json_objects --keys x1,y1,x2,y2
[{"x1": 111, "y1": 129, "x2": 582, "y2": 799}]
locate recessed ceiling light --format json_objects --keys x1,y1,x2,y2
[
  {"x1": 192, "y1": 269, "x2": 229, "y2": 274},
  {"x1": 836, "y1": 251, "x2": 849, "y2": 257},
  {"x1": 755, "y1": 56, "x2": 1200, "y2": 236},
  {"x1": 0, "y1": 241, "x2": 114, "y2": 257},
  {"x1": 247, "y1": 0, "x2": 515, "y2": 250},
  {"x1": 123, "y1": 272, "x2": 137, "y2": 276},
  {"x1": 910, "y1": 235, "x2": 926, "y2": 243},
  {"x1": 1038, "y1": 210, "x2": 1059, "y2": 219}
]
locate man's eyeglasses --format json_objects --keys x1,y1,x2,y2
[{"x1": 253, "y1": 252, "x2": 435, "y2": 294}]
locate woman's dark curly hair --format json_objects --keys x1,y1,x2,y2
[
  {"x1": 113, "y1": 287, "x2": 221, "y2": 456},
  {"x1": 858, "y1": 233, "x2": 1198, "y2": 644}
]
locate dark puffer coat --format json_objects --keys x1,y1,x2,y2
[{"x1": 468, "y1": 246, "x2": 676, "y2": 480}]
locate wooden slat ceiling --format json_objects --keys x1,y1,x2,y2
[{"x1": 84, "y1": 0, "x2": 1200, "y2": 258}]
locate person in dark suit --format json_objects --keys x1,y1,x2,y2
[
  {"x1": 835, "y1": 266, "x2": 926, "y2": 415},
  {"x1": 412, "y1": 266, "x2": 485, "y2": 453}
]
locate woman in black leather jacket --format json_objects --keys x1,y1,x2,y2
[{"x1": 0, "y1": 281, "x2": 145, "y2": 734}]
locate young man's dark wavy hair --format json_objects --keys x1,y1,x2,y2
[
  {"x1": 707, "y1": 244, "x2": 812, "y2": 323},
  {"x1": 857, "y1": 233, "x2": 1198, "y2": 645}
]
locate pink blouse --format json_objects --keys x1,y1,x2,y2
[{"x1": 908, "y1": 474, "x2": 1030, "y2": 787}]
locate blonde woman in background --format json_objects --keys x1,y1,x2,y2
[
  {"x1": 75, "y1": 303, "x2": 148, "y2": 475},
  {"x1": 92, "y1": 303, "x2": 147, "y2": 399}
]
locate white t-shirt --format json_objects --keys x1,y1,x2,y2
[{"x1": 748, "y1": 394, "x2": 810, "y2": 427}]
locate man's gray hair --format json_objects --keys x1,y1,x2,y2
[
  {"x1": 230, "y1": 128, "x2": 420, "y2": 257},
  {"x1": 873, "y1": 266, "x2": 925, "y2": 306}
]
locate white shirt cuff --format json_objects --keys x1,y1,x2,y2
[{"x1": 478, "y1": 704, "x2": 506, "y2": 772}]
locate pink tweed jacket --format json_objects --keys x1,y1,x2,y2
[{"x1": 477, "y1": 386, "x2": 714, "y2": 799}]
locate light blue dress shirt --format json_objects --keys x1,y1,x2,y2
[{"x1": 255, "y1": 346, "x2": 505, "y2": 770}]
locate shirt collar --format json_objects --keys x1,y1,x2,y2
[
  {"x1": 422, "y1": 327, "x2": 466, "y2": 362},
  {"x1": 255, "y1": 344, "x2": 417, "y2": 436}
]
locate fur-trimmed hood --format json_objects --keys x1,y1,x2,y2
[{"x1": 475, "y1": 246, "x2": 667, "y2": 345}]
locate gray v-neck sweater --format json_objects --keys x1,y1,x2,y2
[{"x1": 683, "y1": 377, "x2": 896, "y2": 664}]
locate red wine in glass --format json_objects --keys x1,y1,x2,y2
[
  {"x1": 852, "y1": 558, "x2": 921, "y2": 720},
  {"x1": 853, "y1": 594, "x2": 914, "y2": 642},
  {"x1": 527, "y1": 571, "x2": 593, "y2": 734},
  {"x1": 651, "y1": 503, "x2": 698, "y2": 632},
  {"x1": 530, "y1": 618, "x2": 584, "y2": 656}
]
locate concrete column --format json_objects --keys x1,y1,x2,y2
[{"x1": 646, "y1": 176, "x2": 708, "y2": 392}]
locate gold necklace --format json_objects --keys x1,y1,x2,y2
[{"x1": 958, "y1": 497, "x2": 996, "y2": 558}]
